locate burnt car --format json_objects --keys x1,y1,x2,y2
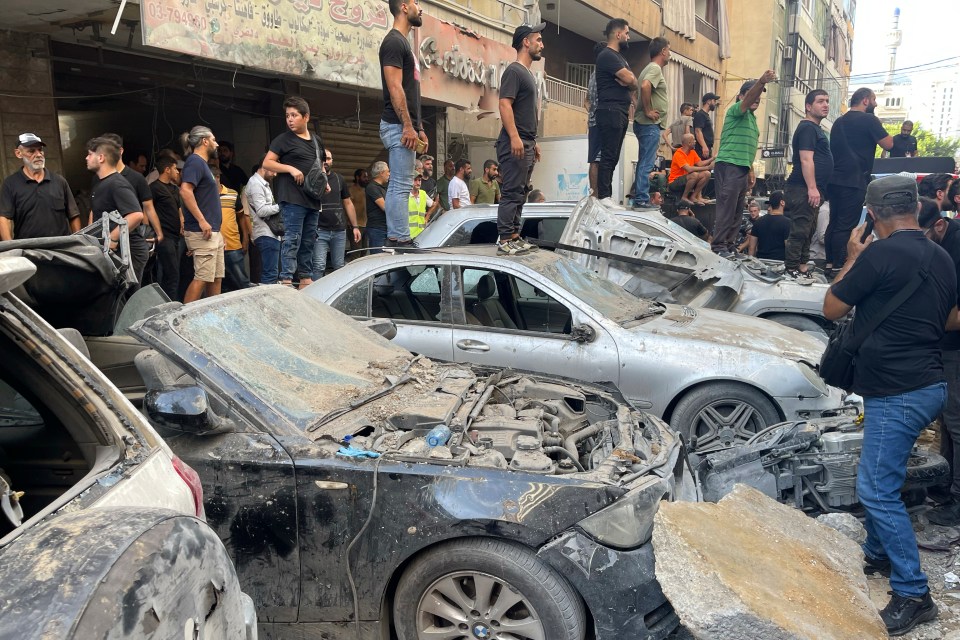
[
  {"x1": 0, "y1": 253, "x2": 256, "y2": 639},
  {"x1": 127, "y1": 286, "x2": 688, "y2": 640}
]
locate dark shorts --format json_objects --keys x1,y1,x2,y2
[
  {"x1": 587, "y1": 126, "x2": 602, "y2": 163},
  {"x1": 668, "y1": 175, "x2": 687, "y2": 192}
]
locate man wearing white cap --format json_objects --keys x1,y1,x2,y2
[{"x1": 0, "y1": 133, "x2": 80, "y2": 240}]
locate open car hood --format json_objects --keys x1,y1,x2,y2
[{"x1": 558, "y1": 198, "x2": 744, "y2": 310}]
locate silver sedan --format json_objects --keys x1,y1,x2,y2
[{"x1": 306, "y1": 248, "x2": 856, "y2": 451}]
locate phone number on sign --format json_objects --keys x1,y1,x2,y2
[{"x1": 147, "y1": 3, "x2": 209, "y2": 30}]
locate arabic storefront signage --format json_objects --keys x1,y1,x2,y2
[
  {"x1": 141, "y1": 0, "x2": 389, "y2": 88},
  {"x1": 140, "y1": 1, "x2": 539, "y2": 110}
]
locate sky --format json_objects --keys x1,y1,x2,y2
[{"x1": 849, "y1": 0, "x2": 960, "y2": 83}]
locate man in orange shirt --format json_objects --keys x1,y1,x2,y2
[
  {"x1": 668, "y1": 132, "x2": 714, "y2": 205},
  {"x1": 212, "y1": 165, "x2": 252, "y2": 291}
]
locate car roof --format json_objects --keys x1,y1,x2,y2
[{"x1": 346, "y1": 245, "x2": 567, "y2": 269}]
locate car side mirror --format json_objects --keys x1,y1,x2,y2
[
  {"x1": 145, "y1": 386, "x2": 213, "y2": 432},
  {"x1": 570, "y1": 324, "x2": 597, "y2": 343}
]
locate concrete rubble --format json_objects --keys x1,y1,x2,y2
[
  {"x1": 653, "y1": 484, "x2": 887, "y2": 639},
  {"x1": 816, "y1": 512, "x2": 868, "y2": 545}
]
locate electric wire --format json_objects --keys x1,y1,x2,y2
[{"x1": 346, "y1": 455, "x2": 382, "y2": 640}]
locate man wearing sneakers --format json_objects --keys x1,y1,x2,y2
[{"x1": 495, "y1": 23, "x2": 544, "y2": 256}]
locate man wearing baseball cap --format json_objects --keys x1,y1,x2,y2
[
  {"x1": 693, "y1": 92, "x2": 719, "y2": 159},
  {"x1": 0, "y1": 133, "x2": 80, "y2": 240},
  {"x1": 823, "y1": 174, "x2": 957, "y2": 635}
]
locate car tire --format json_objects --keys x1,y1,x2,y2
[
  {"x1": 904, "y1": 452, "x2": 950, "y2": 490},
  {"x1": 393, "y1": 537, "x2": 586, "y2": 640},
  {"x1": 762, "y1": 313, "x2": 827, "y2": 337},
  {"x1": 671, "y1": 382, "x2": 782, "y2": 452}
]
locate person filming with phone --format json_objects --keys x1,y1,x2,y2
[{"x1": 822, "y1": 175, "x2": 957, "y2": 636}]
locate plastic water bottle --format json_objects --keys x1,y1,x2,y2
[{"x1": 426, "y1": 425, "x2": 452, "y2": 447}]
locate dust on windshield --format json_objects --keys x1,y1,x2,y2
[
  {"x1": 172, "y1": 290, "x2": 410, "y2": 429},
  {"x1": 518, "y1": 253, "x2": 656, "y2": 324}
]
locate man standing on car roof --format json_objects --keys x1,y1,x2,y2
[
  {"x1": 823, "y1": 175, "x2": 956, "y2": 636},
  {"x1": 0, "y1": 133, "x2": 80, "y2": 241},
  {"x1": 495, "y1": 22, "x2": 545, "y2": 256},
  {"x1": 594, "y1": 19, "x2": 637, "y2": 202}
]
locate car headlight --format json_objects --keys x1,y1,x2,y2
[
  {"x1": 578, "y1": 476, "x2": 671, "y2": 549},
  {"x1": 798, "y1": 361, "x2": 828, "y2": 395}
]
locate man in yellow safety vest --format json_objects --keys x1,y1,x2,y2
[{"x1": 408, "y1": 173, "x2": 439, "y2": 238}]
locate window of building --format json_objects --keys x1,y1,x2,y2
[{"x1": 794, "y1": 37, "x2": 823, "y2": 94}]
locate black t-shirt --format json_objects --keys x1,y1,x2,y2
[
  {"x1": 421, "y1": 176, "x2": 438, "y2": 200},
  {"x1": 787, "y1": 120, "x2": 833, "y2": 192},
  {"x1": 0, "y1": 169, "x2": 79, "y2": 239},
  {"x1": 692, "y1": 109, "x2": 714, "y2": 156},
  {"x1": 91, "y1": 172, "x2": 142, "y2": 219},
  {"x1": 595, "y1": 47, "x2": 631, "y2": 111},
  {"x1": 268, "y1": 130, "x2": 324, "y2": 209},
  {"x1": 670, "y1": 214, "x2": 709, "y2": 240},
  {"x1": 937, "y1": 219, "x2": 960, "y2": 351},
  {"x1": 365, "y1": 181, "x2": 387, "y2": 230},
  {"x1": 889, "y1": 134, "x2": 918, "y2": 158},
  {"x1": 749, "y1": 214, "x2": 790, "y2": 260},
  {"x1": 319, "y1": 172, "x2": 351, "y2": 231},
  {"x1": 379, "y1": 29, "x2": 422, "y2": 129},
  {"x1": 499, "y1": 62, "x2": 539, "y2": 140},
  {"x1": 828, "y1": 110, "x2": 889, "y2": 190},
  {"x1": 830, "y1": 231, "x2": 956, "y2": 396},
  {"x1": 150, "y1": 180, "x2": 182, "y2": 237},
  {"x1": 220, "y1": 163, "x2": 249, "y2": 191},
  {"x1": 92, "y1": 166, "x2": 152, "y2": 205}
]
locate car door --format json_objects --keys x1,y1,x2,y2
[
  {"x1": 450, "y1": 264, "x2": 621, "y2": 387},
  {"x1": 329, "y1": 264, "x2": 455, "y2": 361}
]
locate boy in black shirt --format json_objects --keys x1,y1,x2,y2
[
  {"x1": 149, "y1": 156, "x2": 183, "y2": 300},
  {"x1": 824, "y1": 175, "x2": 956, "y2": 636},
  {"x1": 784, "y1": 90, "x2": 833, "y2": 279},
  {"x1": 495, "y1": 22, "x2": 545, "y2": 256},
  {"x1": 747, "y1": 191, "x2": 789, "y2": 260}
]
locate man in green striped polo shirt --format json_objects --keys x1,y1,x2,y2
[{"x1": 711, "y1": 69, "x2": 776, "y2": 256}]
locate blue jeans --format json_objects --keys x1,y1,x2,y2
[
  {"x1": 313, "y1": 228, "x2": 346, "y2": 279},
  {"x1": 633, "y1": 122, "x2": 661, "y2": 205},
  {"x1": 859, "y1": 382, "x2": 947, "y2": 597},
  {"x1": 379, "y1": 120, "x2": 415, "y2": 242},
  {"x1": 367, "y1": 226, "x2": 387, "y2": 255},
  {"x1": 254, "y1": 236, "x2": 281, "y2": 284},
  {"x1": 279, "y1": 202, "x2": 319, "y2": 282},
  {"x1": 224, "y1": 249, "x2": 251, "y2": 290}
]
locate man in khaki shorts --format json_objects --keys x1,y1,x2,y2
[{"x1": 179, "y1": 125, "x2": 225, "y2": 302}]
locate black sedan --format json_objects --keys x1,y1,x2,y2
[{"x1": 129, "y1": 286, "x2": 687, "y2": 640}]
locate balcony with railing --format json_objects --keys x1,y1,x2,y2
[{"x1": 545, "y1": 75, "x2": 587, "y2": 111}]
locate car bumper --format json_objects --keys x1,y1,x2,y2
[
  {"x1": 776, "y1": 386, "x2": 861, "y2": 422},
  {"x1": 241, "y1": 592, "x2": 259, "y2": 640},
  {"x1": 536, "y1": 530, "x2": 679, "y2": 640}
]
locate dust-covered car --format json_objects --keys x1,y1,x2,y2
[
  {"x1": 415, "y1": 199, "x2": 834, "y2": 336},
  {"x1": 0, "y1": 252, "x2": 256, "y2": 639},
  {"x1": 307, "y1": 248, "x2": 858, "y2": 452},
  {"x1": 126, "y1": 286, "x2": 687, "y2": 640}
]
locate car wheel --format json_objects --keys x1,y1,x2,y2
[
  {"x1": 393, "y1": 538, "x2": 585, "y2": 640},
  {"x1": 904, "y1": 452, "x2": 950, "y2": 490},
  {"x1": 762, "y1": 313, "x2": 827, "y2": 337},
  {"x1": 671, "y1": 383, "x2": 781, "y2": 452}
]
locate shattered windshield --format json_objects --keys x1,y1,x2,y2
[
  {"x1": 518, "y1": 253, "x2": 657, "y2": 324},
  {"x1": 167, "y1": 290, "x2": 409, "y2": 428}
]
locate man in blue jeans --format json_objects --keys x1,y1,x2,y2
[
  {"x1": 379, "y1": 0, "x2": 427, "y2": 247},
  {"x1": 633, "y1": 36, "x2": 670, "y2": 208},
  {"x1": 313, "y1": 149, "x2": 361, "y2": 278},
  {"x1": 824, "y1": 175, "x2": 957, "y2": 636}
]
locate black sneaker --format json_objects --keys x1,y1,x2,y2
[
  {"x1": 927, "y1": 500, "x2": 960, "y2": 526},
  {"x1": 863, "y1": 554, "x2": 891, "y2": 578},
  {"x1": 880, "y1": 590, "x2": 937, "y2": 636}
]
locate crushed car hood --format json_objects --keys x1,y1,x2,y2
[{"x1": 634, "y1": 305, "x2": 825, "y2": 364}]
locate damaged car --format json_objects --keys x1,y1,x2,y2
[
  {"x1": 126, "y1": 286, "x2": 688, "y2": 640},
  {"x1": 0, "y1": 251, "x2": 256, "y2": 639},
  {"x1": 415, "y1": 199, "x2": 834, "y2": 337},
  {"x1": 307, "y1": 248, "x2": 858, "y2": 452}
]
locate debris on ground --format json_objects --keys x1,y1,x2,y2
[
  {"x1": 653, "y1": 484, "x2": 886, "y2": 639},
  {"x1": 816, "y1": 512, "x2": 867, "y2": 544}
]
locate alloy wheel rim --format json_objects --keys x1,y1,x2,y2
[{"x1": 691, "y1": 399, "x2": 764, "y2": 451}]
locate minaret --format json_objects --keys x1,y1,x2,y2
[{"x1": 885, "y1": 8, "x2": 902, "y2": 86}]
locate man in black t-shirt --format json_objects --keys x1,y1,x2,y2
[
  {"x1": 918, "y1": 198, "x2": 960, "y2": 526},
  {"x1": 825, "y1": 88, "x2": 894, "y2": 270},
  {"x1": 824, "y1": 175, "x2": 955, "y2": 635},
  {"x1": 379, "y1": 0, "x2": 427, "y2": 246},
  {"x1": 149, "y1": 156, "x2": 183, "y2": 300},
  {"x1": 784, "y1": 90, "x2": 833, "y2": 278},
  {"x1": 746, "y1": 191, "x2": 789, "y2": 260},
  {"x1": 693, "y1": 93, "x2": 718, "y2": 159},
  {"x1": 495, "y1": 22, "x2": 545, "y2": 256},
  {"x1": 313, "y1": 149, "x2": 362, "y2": 278},
  {"x1": 887, "y1": 121, "x2": 918, "y2": 158},
  {"x1": 669, "y1": 203, "x2": 710, "y2": 241},
  {"x1": 594, "y1": 19, "x2": 638, "y2": 201},
  {"x1": 217, "y1": 141, "x2": 249, "y2": 191},
  {"x1": 365, "y1": 161, "x2": 390, "y2": 254}
]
